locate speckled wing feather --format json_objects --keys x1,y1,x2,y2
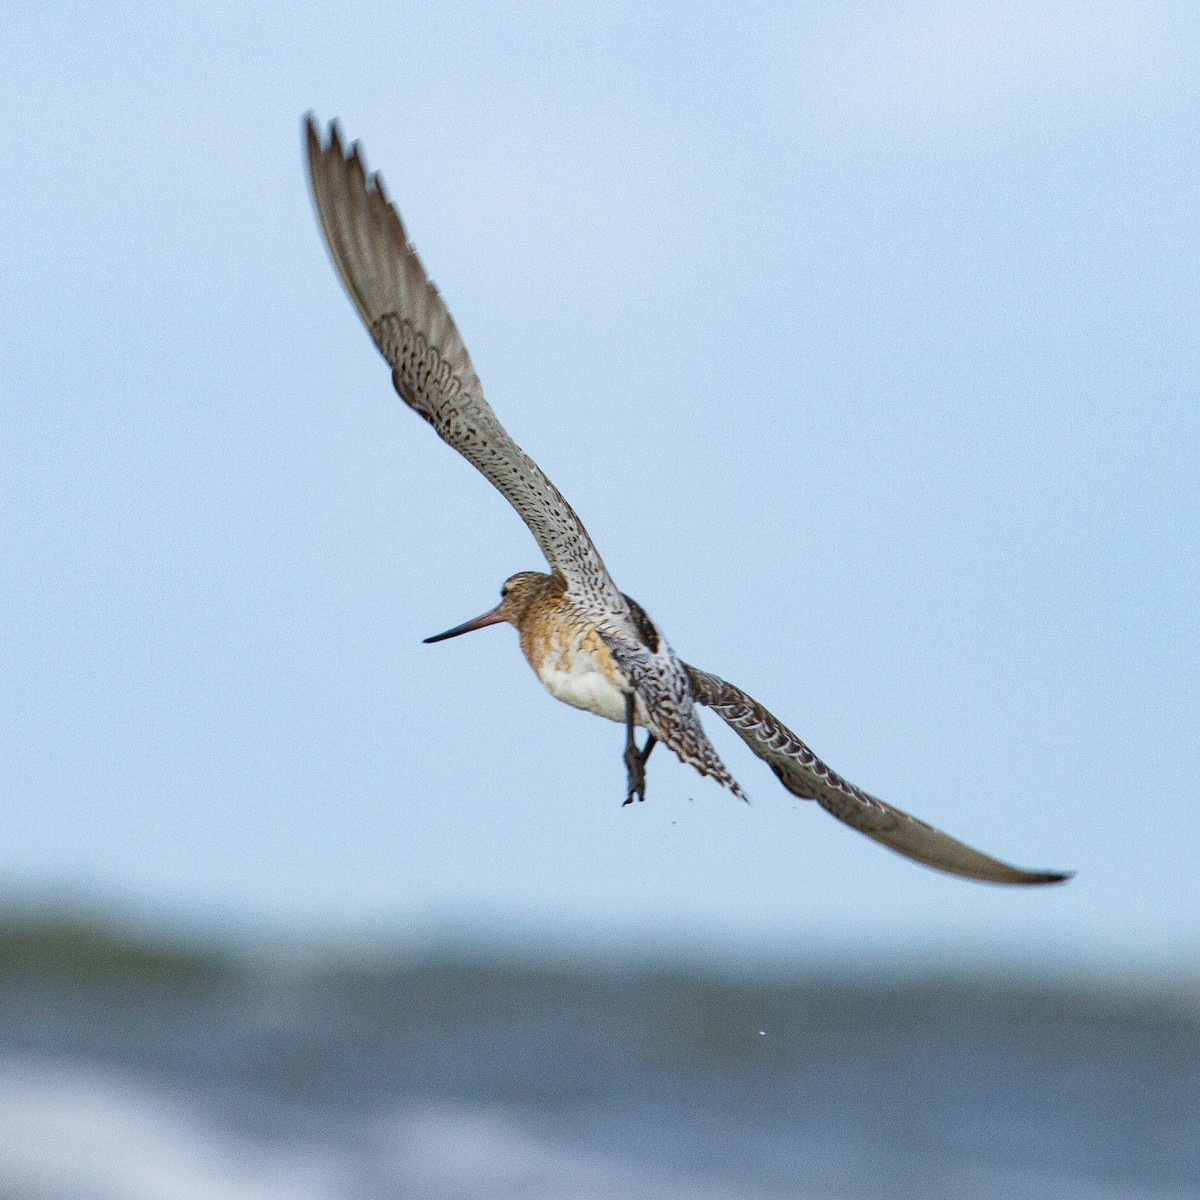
[
  {"x1": 600, "y1": 633, "x2": 747, "y2": 800},
  {"x1": 305, "y1": 116, "x2": 630, "y2": 624},
  {"x1": 684, "y1": 665, "x2": 1070, "y2": 885}
]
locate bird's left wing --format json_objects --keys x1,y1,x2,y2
[
  {"x1": 305, "y1": 116, "x2": 632, "y2": 625},
  {"x1": 684, "y1": 665, "x2": 1071, "y2": 885}
]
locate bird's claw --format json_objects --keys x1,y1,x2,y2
[
  {"x1": 623, "y1": 744, "x2": 647, "y2": 805},
  {"x1": 621, "y1": 696, "x2": 655, "y2": 806}
]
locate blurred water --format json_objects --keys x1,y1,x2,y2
[{"x1": 0, "y1": 954, "x2": 1196, "y2": 1199}]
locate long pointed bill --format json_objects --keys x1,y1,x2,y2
[{"x1": 422, "y1": 602, "x2": 507, "y2": 644}]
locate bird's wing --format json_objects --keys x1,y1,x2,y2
[
  {"x1": 305, "y1": 116, "x2": 631, "y2": 624},
  {"x1": 600, "y1": 633, "x2": 746, "y2": 800},
  {"x1": 684, "y1": 665, "x2": 1070, "y2": 885}
]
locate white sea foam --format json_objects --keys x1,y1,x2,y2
[
  {"x1": 370, "y1": 1101, "x2": 804, "y2": 1199},
  {"x1": 0, "y1": 1057, "x2": 345, "y2": 1200},
  {"x1": 0, "y1": 1055, "x2": 1186, "y2": 1200},
  {"x1": 0, "y1": 1057, "x2": 801, "y2": 1200}
]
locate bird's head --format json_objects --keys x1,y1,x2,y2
[{"x1": 422, "y1": 571, "x2": 561, "y2": 643}]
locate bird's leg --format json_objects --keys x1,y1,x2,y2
[
  {"x1": 640, "y1": 734, "x2": 657, "y2": 767},
  {"x1": 622, "y1": 693, "x2": 654, "y2": 805}
]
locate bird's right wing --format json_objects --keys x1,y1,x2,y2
[
  {"x1": 305, "y1": 116, "x2": 632, "y2": 625},
  {"x1": 599, "y1": 633, "x2": 747, "y2": 800},
  {"x1": 684, "y1": 665, "x2": 1070, "y2": 885}
]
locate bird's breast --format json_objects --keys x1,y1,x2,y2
[{"x1": 521, "y1": 617, "x2": 646, "y2": 726}]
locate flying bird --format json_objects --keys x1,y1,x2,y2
[{"x1": 304, "y1": 115, "x2": 1070, "y2": 886}]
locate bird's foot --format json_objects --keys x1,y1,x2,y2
[
  {"x1": 621, "y1": 695, "x2": 655, "y2": 806},
  {"x1": 623, "y1": 748, "x2": 646, "y2": 805},
  {"x1": 622, "y1": 735, "x2": 655, "y2": 806}
]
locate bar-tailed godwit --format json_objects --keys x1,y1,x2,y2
[{"x1": 305, "y1": 116, "x2": 1069, "y2": 886}]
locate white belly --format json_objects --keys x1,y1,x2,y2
[{"x1": 536, "y1": 646, "x2": 648, "y2": 726}]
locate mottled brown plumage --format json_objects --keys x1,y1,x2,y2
[
  {"x1": 683, "y1": 666, "x2": 1068, "y2": 885},
  {"x1": 304, "y1": 115, "x2": 1070, "y2": 884}
]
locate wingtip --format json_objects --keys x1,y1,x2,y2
[
  {"x1": 1036, "y1": 869, "x2": 1075, "y2": 885},
  {"x1": 980, "y1": 864, "x2": 1074, "y2": 886},
  {"x1": 304, "y1": 113, "x2": 345, "y2": 168},
  {"x1": 330, "y1": 119, "x2": 346, "y2": 157},
  {"x1": 303, "y1": 111, "x2": 331, "y2": 149},
  {"x1": 306, "y1": 114, "x2": 347, "y2": 159}
]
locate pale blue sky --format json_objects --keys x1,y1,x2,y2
[{"x1": 2, "y1": 2, "x2": 1197, "y2": 971}]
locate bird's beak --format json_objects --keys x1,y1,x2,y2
[{"x1": 422, "y1": 601, "x2": 507, "y2": 644}]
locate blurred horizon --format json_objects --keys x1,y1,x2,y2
[
  {"x1": 0, "y1": 890, "x2": 1194, "y2": 995},
  {"x1": 1, "y1": 902, "x2": 1197, "y2": 1198}
]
